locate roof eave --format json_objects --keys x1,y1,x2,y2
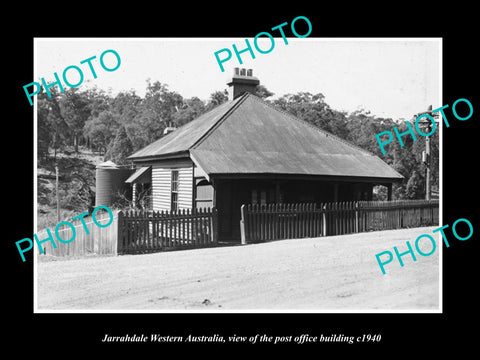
[
  {"x1": 207, "y1": 172, "x2": 404, "y2": 183},
  {"x1": 127, "y1": 150, "x2": 190, "y2": 163}
]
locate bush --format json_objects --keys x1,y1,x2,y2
[{"x1": 405, "y1": 170, "x2": 425, "y2": 199}]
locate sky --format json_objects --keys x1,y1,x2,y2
[{"x1": 35, "y1": 38, "x2": 441, "y2": 120}]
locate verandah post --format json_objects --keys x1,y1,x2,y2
[{"x1": 212, "y1": 208, "x2": 218, "y2": 244}]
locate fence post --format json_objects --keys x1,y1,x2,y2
[
  {"x1": 116, "y1": 210, "x2": 124, "y2": 255},
  {"x1": 240, "y1": 204, "x2": 247, "y2": 245},
  {"x1": 211, "y1": 208, "x2": 218, "y2": 244},
  {"x1": 355, "y1": 201, "x2": 359, "y2": 233},
  {"x1": 322, "y1": 203, "x2": 327, "y2": 237}
]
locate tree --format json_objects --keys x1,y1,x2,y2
[
  {"x1": 59, "y1": 88, "x2": 92, "y2": 152},
  {"x1": 37, "y1": 88, "x2": 70, "y2": 161},
  {"x1": 85, "y1": 87, "x2": 112, "y2": 118},
  {"x1": 255, "y1": 84, "x2": 274, "y2": 99},
  {"x1": 37, "y1": 94, "x2": 52, "y2": 162},
  {"x1": 405, "y1": 170, "x2": 425, "y2": 199},
  {"x1": 172, "y1": 96, "x2": 206, "y2": 127},
  {"x1": 105, "y1": 126, "x2": 134, "y2": 165},
  {"x1": 111, "y1": 90, "x2": 142, "y2": 125},
  {"x1": 206, "y1": 89, "x2": 229, "y2": 111},
  {"x1": 83, "y1": 110, "x2": 119, "y2": 154},
  {"x1": 272, "y1": 92, "x2": 349, "y2": 140},
  {"x1": 125, "y1": 80, "x2": 184, "y2": 151},
  {"x1": 142, "y1": 80, "x2": 184, "y2": 125},
  {"x1": 345, "y1": 110, "x2": 398, "y2": 159}
]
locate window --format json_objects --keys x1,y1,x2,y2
[{"x1": 171, "y1": 170, "x2": 179, "y2": 211}]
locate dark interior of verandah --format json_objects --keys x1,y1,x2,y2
[{"x1": 210, "y1": 176, "x2": 394, "y2": 241}]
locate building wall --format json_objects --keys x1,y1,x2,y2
[
  {"x1": 178, "y1": 167, "x2": 193, "y2": 209},
  {"x1": 151, "y1": 164, "x2": 193, "y2": 211}
]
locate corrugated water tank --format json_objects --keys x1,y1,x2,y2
[{"x1": 95, "y1": 160, "x2": 134, "y2": 207}]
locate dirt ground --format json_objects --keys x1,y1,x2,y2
[{"x1": 35, "y1": 227, "x2": 440, "y2": 311}]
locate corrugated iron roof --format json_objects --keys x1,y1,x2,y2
[
  {"x1": 128, "y1": 92, "x2": 403, "y2": 180},
  {"x1": 125, "y1": 166, "x2": 151, "y2": 183}
]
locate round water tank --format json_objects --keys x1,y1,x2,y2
[{"x1": 95, "y1": 161, "x2": 134, "y2": 207}]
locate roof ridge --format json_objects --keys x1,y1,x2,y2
[
  {"x1": 248, "y1": 94, "x2": 375, "y2": 157},
  {"x1": 190, "y1": 92, "x2": 250, "y2": 150}
]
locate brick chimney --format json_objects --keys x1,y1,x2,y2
[{"x1": 227, "y1": 67, "x2": 260, "y2": 100}]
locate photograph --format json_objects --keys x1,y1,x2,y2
[{"x1": 33, "y1": 38, "x2": 441, "y2": 312}]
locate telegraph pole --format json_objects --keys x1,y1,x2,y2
[
  {"x1": 414, "y1": 105, "x2": 438, "y2": 200},
  {"x1": 424, "y1": 122, "x2": 432, "y2": 200},
  {"x1": 55, "y1": 164, "x2": 60, "y2": 222}
]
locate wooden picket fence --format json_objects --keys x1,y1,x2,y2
[
  {"x1": 356, "y1": 200, "x2": 439, "y2": 233},
  {"x1": 240, "y1": 200, "x2": 439, "y2": 243},
  {"x1": 37, "y1": 201, "x2": 438, "y2": 258},
  {"x1": 37, "y1": 210, "x2": 120, "y2": 257},
  {"x1": 118, "y1": 208, "x2": 218, "y2": 254}
]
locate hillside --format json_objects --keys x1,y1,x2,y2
[{"x1": 37, "y1": 146, "x2": 104, "y2": 230}]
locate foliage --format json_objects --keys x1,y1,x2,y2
[
  {"x1": 37, "y1": 88, "x2": 70, "y2": 160},
  {"x1": 104, "y1": 126, "x2": 133, "y2": 165},
  {"x1": 405, "y1": 170, "x2": 425, "y2": 199},
  {"x1": 272, "y1": 92, "x2": 350, "y2": 140},
  {"x1": 173, "y1": 96, "x2": 206, "y2": 127},
  {"x1": 205, "y1": 90, "x2": 228, "y2": 111},
  {"x1": 255, "y1": 84, "x2": 274, "y2": 99},
  {"x1": 83, "y1": 110, "x2": 118, "y2": 154}
]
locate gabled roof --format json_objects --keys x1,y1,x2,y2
[{"x1": 128, "y1": 92, "x2": 403, "y2": 180}]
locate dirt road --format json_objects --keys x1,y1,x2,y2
[{"x1": 36, "y1": 227, "x2": 440, "y2": 311}]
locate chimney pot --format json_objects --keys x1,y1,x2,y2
[
  {"x1": 227, "y1": 69, "x2": 260, "y2": 100},
  {"x1": 234, "y1": 67, "x2": 239, "y2": 75}
]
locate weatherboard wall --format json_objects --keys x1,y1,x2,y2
[{"x1": 151, "y1": 164, "x2": 193, "y2": 211}]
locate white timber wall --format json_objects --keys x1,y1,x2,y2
[
  {"x1": 151, "y1": 165, "x2": 193, "y2": 211},
  {"x1": 178, "y1": 167, "x2": 193, "y2": 209}
]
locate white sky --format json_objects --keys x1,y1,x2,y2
[{"x1": 35, "y1": 38, "x2": 441, "y2": 120}]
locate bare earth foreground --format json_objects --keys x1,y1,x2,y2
[{"x1": 36, "y1": 227, "x2": 440, "y2": 311}]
